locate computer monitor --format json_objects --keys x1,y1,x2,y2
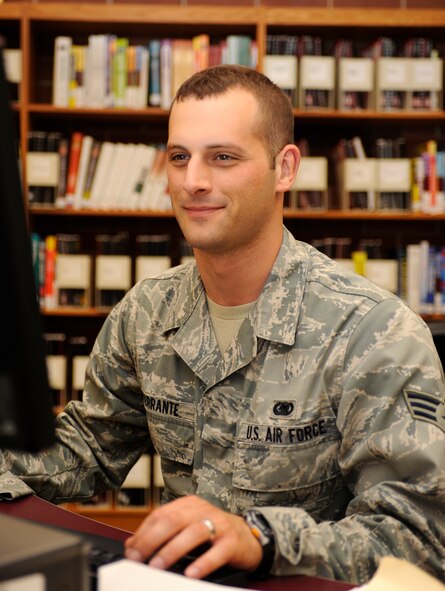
[{"x1": 0, "y1": 46, "x2": 55, "y2": 452}]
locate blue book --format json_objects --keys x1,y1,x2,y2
[{"x1": 149, "y1": 39, "x2": 161, "y2": 106}]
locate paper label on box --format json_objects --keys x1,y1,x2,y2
[
  {"x1": 72, "y1": 355, "x2": 89, "y2": 390},
  {"x1": 411, "y1": 58, "x2": 442, "y2": 91},
  {"x1": 0, "y1": 573, "x2": 45, "y2": 591},
  {"x1": 344, "y1": 159, "x2": 376, "y2": 191},
  {"x1": 292, "y1": 157, "x2": 327, "y2": 191},
  {"x1": 96, "y1": 255, "x2": 132, "y2": 289},
  {"x1": 3, "y1": 49, "x2": 22, "y2": 84},
  {"x1": 367, "y1": 260, "x2": 398, "y2": 292},
  {"x1": 377, "y1": 159, "x2": 410, "y2": 191},
  {"x1": 122, "y1": 455, "x2": 151, "y2": 489},
  {"x1": 26, "y1": 153, "x2": 60, "y2": 187},
  {"x1": 46, "y1": 355, "x2": 66, "y2": 390},
  {"x1": 56, "y1": 254, "x2": 91, "y2": 289},
  {"x1": 135, "y1": 256, "x2": 171, "y2": 283},
  {"x1": 339, "y1": 58, "x2": 373, "y2": 91},
  {"x1": 378, "y1": 58, "x2": 408, "y2": 90},
  {"x1": 264, "y1": 55, "x2": 297, "y2": 89},
  {"x1": 301, "y1": 56, "x2": 335, "y2": 90}
]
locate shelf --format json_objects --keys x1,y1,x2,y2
[
  {"x1": 29, "y1": 206, "x2": 445, "y2": 222},
  {"x1": 42, "y1": 307, "x2": 111, "y2": 318},
  {"x1": 283, "y1": 210, "x2": 445, "y2": 221},
  {"x1": 264, "y1": 7, "x2": 445, "y2": 28},
  {"x1": 29, "y1": 206, "x2": 175, "y2": 217},
  {"x1": 25, "y1": 104, "x2": 445, "y2": 122}
]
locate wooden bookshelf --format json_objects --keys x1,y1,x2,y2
[{"x1": 2, "y1": 1, "x2": 445, "y2": 527}]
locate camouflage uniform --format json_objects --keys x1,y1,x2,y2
[{"x1": 1, "y1": 227, "x2": 445, "y2": 584}]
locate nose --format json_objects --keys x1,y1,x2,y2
[{"x1": 183, "y1": 156, "x2": 212, "y2": 196}]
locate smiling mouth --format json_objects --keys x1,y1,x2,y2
[{"x1": 183, "y1": 205, "x2": 224, "y2": 215}]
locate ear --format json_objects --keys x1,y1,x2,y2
[{"x1": 275, "y1": 144, "x2": 301, "y2": 193}]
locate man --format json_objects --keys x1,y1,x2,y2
[{"x1": 1, "y1": 65, "x2": 445, "y2": 584}]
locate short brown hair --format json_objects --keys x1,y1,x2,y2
[{"x1": 171, "y1": 64, "x2": 294, "y2": 168}]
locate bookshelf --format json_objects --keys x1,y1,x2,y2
[{"x1": 2, "y1": 1, "x2": 445, "y2": 530}]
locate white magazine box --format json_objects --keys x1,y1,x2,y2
[
  {"x1": 95, "y1": 255, "x2": 132, "y2": 290},
  {"x1": 366, "y1": 259, "x2": 398, "y2": 293},
  {"x1": 407, "y1": 58, "x2": 443, "y2": 110},
  {"x1": 337, "y1": 57, "x2": 374, "y2": 110},
  {"x1": 299, "y1": 55, "x2": 335, "y2": 109},
  {"x1": 263, "y1": 55, "x2": 298, "y2": 90},
  {"x1": 26, "y1": 152, "x2": 60, "y2": 187},
  {"x1": 339, "y1": 159, "x2": 376, "y2": 210},
  {"x1": 289, "y1": 157, "x2": 328, "y2": 210},
  {"x1": 135, "y1": 255, "x2": 171, "y2": 283},
  {"x1": 376, "y1": 159, "x2": 411, "y2": 192},
  {"x1": 375, "y1": 58, "x2": 409, "y2": 110}
]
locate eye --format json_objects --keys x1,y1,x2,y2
[
  {"x1": 168, "y1": 152, "x2": 189, "y2": 165},
  {"x1": 213, "y1": 153, "x2": 238, "y2": 164}
]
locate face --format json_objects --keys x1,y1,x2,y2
[{"x1": 167, "y1": 89, "x2": 286, "y2": 258}]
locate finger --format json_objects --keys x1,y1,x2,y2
[
  {"x1": 125, "y1": 512, "x2": 180, "y2": 562},
  {"x1": 184, "y1": 540, "x2": 232, "y2": 579},
  {"x1": 148, "y1": 520, "x2": 215, "y2": 570}
]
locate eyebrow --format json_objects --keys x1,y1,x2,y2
[{"x1": 166, "y1": 142, "x2": 246, "y2": 153}]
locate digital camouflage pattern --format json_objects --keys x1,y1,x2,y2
[{"x1": 1, "y1": 227, "x2": 445, "y2": 583}]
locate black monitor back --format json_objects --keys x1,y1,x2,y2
[{"x1": 0, "y1": 46, "x2": 55, "y2": 452}]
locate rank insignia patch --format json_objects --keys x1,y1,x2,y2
[{"x1": 403, "y1": 389, "x2": 445, "y2": 433}]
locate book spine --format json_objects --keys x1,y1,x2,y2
[
  {"x1": 82, "y1": 139, "x2": 102, "y2": 204},
  {"x1": 53, "y1": 36, "x2": 72, "y2": 107},
  {"x1": 55, "y1": 137, "x2": 69, "y2": 208},
  {"x1": 74, "y1": 135, "x2": 93, "y2": 207},
  {"x1": 65, "y1": 131, "x2": 84, "y2": 207},
  {"x1": 160, "y1": 39, "x2": 172, "y2": 110},
  {"x1": 44, "y1": 235, "x2": 58, "y2": 309},
  {"x1": 149, "y1": 39, "x2": 161, "y2": 106}
]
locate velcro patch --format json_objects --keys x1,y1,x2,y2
[{"x1": 403, "y1": 389, "x2": 445, "y2": 433}]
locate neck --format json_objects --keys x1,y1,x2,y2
[{"x1": 194, "y1": 226, "x2": 283, "y2": 307}]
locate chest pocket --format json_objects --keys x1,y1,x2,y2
[
  {"x1": 232, "y1": 416, "x2": 343, "y2": 515},
  {"x1": 144, "y1": 393, "x2": 195, "y2": 465}
]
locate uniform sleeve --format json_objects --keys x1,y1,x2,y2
[
  {"x1": 257, "y1": 298, "x2": 445, "y2": 584},
  {"x1": 0, "y1": 292, "x2": 152, "y2": 503}
]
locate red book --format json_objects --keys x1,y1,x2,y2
[{"x1": 65, "y1": 131, "x2": 83, "y2": 206}]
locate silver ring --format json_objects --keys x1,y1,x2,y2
[{"x1": 202, "y1": 518, "x2": 216, "y2": 542}]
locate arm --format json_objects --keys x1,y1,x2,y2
[
  {"x1": 256, "y1": 299, "x2": 445, "y2": 583},
  {"x1": 0, "y1": 292, "x2": 151, "y2": 503},
  {"x1": 124, "y1": 299, "x2": 445, "y2": 584}
]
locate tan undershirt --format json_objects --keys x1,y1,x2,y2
[{"x1": 206, "y1": 295, "x2": 257, "y2": 353}]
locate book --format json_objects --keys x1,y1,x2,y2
[
  {"x1": 127, "y1": 144, "x2": 158, "y2": 210},
  {"x1": 113, "y1": 37, "x2": 129, "y2": 108},
  {"x1": 160, "y1": 39, "x2": 173, "y2": 110},
  {"x1": 81, "y1": 139, "x2": 102, "y2": 204},
  {"x1": 55, "y1": 137, "x2": 69, "y2": 208},
  {"x1": 88, "y1": 141, "x2": 117, "y2": 208},
  {"x1": 52, "y1": 36, "x2": 72, "y2": 107},
  {"x1": 73, "y1": 134, "x2": 93, "y2": 207},
  {"x1": 192, "y1": 34, "x2": 210, "y2": 72},
  {"x1": 148, "y1": 39, "x2": 161, "y2": 106},
  {"x1": 85, "y1": 34, "x2": 108, "y2": 108},
  {"x1": 65, "y1": 131, "x2": 84, "y2": 207},
  {"x1": 44, "y1": 235, "x2": 58, "y2": 309},
  {"x1": 68, "y1": 45, "x2": 86, "y2": 108}
]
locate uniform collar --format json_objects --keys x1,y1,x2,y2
[{"x1": 163, "y1": 227, "x2": 308, "y2": 347}]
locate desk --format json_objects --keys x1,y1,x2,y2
[{"x1": 0, "y1": 497, "x2": 355, "y2": 591}]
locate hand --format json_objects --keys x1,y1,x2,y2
[{"x1": 124, "y1": 495, "x2": 263, "y2": 579}]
